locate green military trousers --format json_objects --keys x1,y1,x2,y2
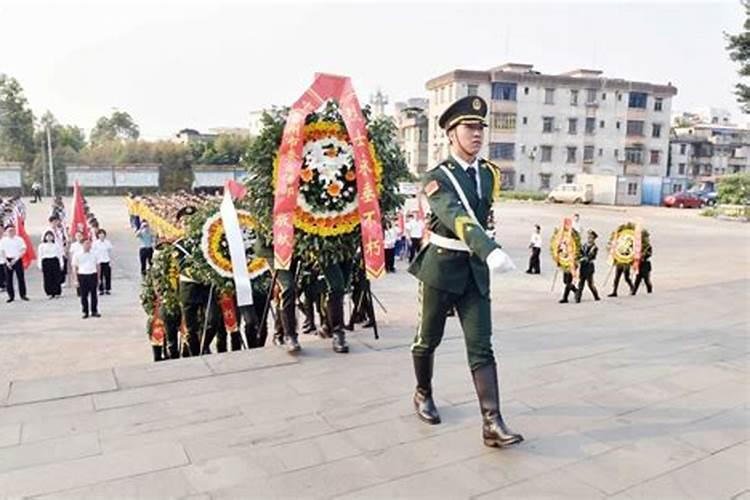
[{"x1": 411, "y1": 279, "x2": 495, "y2": 371}]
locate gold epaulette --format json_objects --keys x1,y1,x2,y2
[{"x1": 481, "y1": 158, "x2": 502, "y2": 201}]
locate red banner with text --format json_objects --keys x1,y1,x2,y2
[{"x1": 272, "y1": 74, "x2": 385, "y2": 279}]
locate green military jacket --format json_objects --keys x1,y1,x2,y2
[{"x1": 408, "y1": 155, "x2": 500, "y2": 298}]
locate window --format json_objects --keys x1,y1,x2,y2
[
  {"x1": 492, "y1": 112, "x2": 516, "y2": 130},
  {"x1": 673, "y1": 183, "x2": 683, "y2": 193},
  {"x1": 616, "y1": 121, "x2": 621, "y2": 130},
  {"x1": 614, "y1": 149, "x2": 619, "y2": 159},
  {"x1": 585, "y1": 117, "x2": 596, "y2": 135},
  {"x1": 617, "y1": 92, "x2": 623, "y2": 101},
  {"x1": 625, "y1": 147, "x2": 644, "y2": 164},
  {"x1": 584, "y1": 146, "x2": 595, "y2": 162},
  {"x1": 650, "y1": 150, "x2": 661, "y2": 164},
  {"x1": 652, "y1": 124, "x2": 662, "y2": 138},
  {"x1": 680, "y1": 144, "x2": 686, "y2": 155},
  {"x1": 565, "y1": 174, "x2": 575, "y2": 183},
  {"x1": 568, "y1": 118, "x2": 578, "y2": 135},
  {"x1": 586, "y1": 89, "x2": 597, "y2": 103},
  {"x1": 519, "y1": 174, "x2": 526, "y2": 183},
  {"x1": 522, "y1": 116, "x2": 528, "y2": 125},
  {"x1": 541, "y1": 146, "x2": 553, "y2": 162},
  {"x1": 627, "y1": 183, "x2": 638, "y2": 196},
  {"x1": 490, "y1": 142, "x2": 515, "y2": 160},
  {"x1": 544, "y1": 88, "x2": 555, "y2": 104},
  {"x1": 678, "y1": 163, "x2": 686, "y2": 175},
  {"x1": 520, "y1": 145, "x2": 526, "y2": 154},
  {"x1": 601, "y1": 92, "x2": 607, "y2": 100},
  {"x1": 599, "y1": 120, "x2": 605, "y2": 128},
  {"x1": 566, "y1": 146, "x2": 577, "y2": 163},
  {"x1": 524, "y1": 87, "x2": 529, "y2": 95},
  {"x1": 629, "y1": 92, "x2": 648, "y2": 109},
  {"x1": 626, "y1": 120, "x2": 645, "y2": 136},
  {"x1": 540, "y1": 173, "x2": 551, "y2": 190},
  {"x1": 542, "y1": 117, "x2": 554, "y2": 133},
  {"x1": 654, "y1": 97, "x2": 663, "y2": 112},
  {"x1": 467, "y1": 84, "x2": 479, "y2": 96},
  {"x1": 491, "y1": 82, "x2": 517, "y2": 101},
  {"x1": 570, "y1": 89, "x2": 579, "y2": 105}
]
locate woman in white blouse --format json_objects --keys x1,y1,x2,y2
[{"x1": 38, "y1": 230, "x2": 64, "y2": 298}]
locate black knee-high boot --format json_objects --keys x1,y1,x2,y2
[
  {"x1": 413, "y1": 354, "x2": 440, "y2": 424},
  {"x1": 471, "y1": 364, "x2": 523, "y2": 448},
  {"x1": 328, "y1": 292, "x2": 348, "y2": 353}
]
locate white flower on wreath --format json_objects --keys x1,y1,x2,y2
[{"x1": 302, "y1": 137, "x2": 353, "y2": 186}]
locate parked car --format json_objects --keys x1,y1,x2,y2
[
  {"x1": 546, "y1": 183, "x2": 593, "y2": 204},
  {"x1": 664, "y1": 191, "x2": 705, "y2": 208},
  {"x1": 690, "y1": 188, "x2": 718, "y2": 206}
]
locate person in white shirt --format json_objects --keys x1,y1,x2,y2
[
  {"x1": 73, "y1": 238, "x2": 100, "y2": 318},
  {"x1": 93, "y1": 228, "x2": 113, "y2": 295},
  {"x1": 69, "y1": 231, "x2": 85, "y2": 293},
  {"x1": 47, "y1": 215, "x2": 68, "y2": 284},
  {"x1": 383, "y1": 221, "x2": 398, "y2": 273},
  {"x1": 572, "y1": 213, "x2": 582, "y2": 235},
  {"x1": 0, "y1": 225, "x2": 6, "y2": 292},
  {"x1": 0, "y1": 224, "x2": 29, "y2": 302},
  {"x1": 526, "y1": 224, "x2": 542, "y2": 274},
  {"x1": 405, "y1": 214, "x2": 425, "y2": 263},
  {"x1": 37, "y1": 230, "x2": 64, "y2": 298}
]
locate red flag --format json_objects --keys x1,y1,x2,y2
[
  {"x1": 69, "y1": 181, "x2": 89, "y2": 239},
  {"x1": 224, "y1": 179, "x2": 247, "y2": 200},
  {"x1": 397, "y1": 211, "x2": 405, "y2": 234},
  {"x1": 16, "y1": 215, "x2": 36, "y2": 270}
]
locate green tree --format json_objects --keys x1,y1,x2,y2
[
  {"x1": 0, "y1": 74, "x2": 36, "y2": 163},
  {"x1": 717, "y1": 173, "x2": 750, "y2": 204},
  {"x1": 726, "y1": 0, "x2": 750, "y2": 113},
  {"x1": 154, "y1": 141, "x2": 194, "y2": 191},
  {"x1": 30, "y1": 111, "x2": 82, "y2": 192},
  {"x1": 58, "y1": 125, "x2": 86, "y2": 152},
  {"x1": 90, "y1": 110, "x2": 140, "y2": 144}
]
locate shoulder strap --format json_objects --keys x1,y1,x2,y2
[{"x1": 439, "y1": 165, "x2": 480, "y2": 225}]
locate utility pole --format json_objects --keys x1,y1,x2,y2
[{"x1": 46, "y1": 125, "x2": 55, "y2": 197}]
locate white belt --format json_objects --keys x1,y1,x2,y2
[{"x1": 428, "y1": 233, "x2": 470, "y2": 252}]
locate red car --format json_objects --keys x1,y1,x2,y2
[{"x1": 664, "y1": 191, "x2": 704, "y2": 208}]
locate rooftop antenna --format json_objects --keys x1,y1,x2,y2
[{"x1": 370, "y1": 88, "x2": 389, "y2": 117}]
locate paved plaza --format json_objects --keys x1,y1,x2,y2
[{"x1": 0, "y1": 197, "x2": 747, "y2": 499}]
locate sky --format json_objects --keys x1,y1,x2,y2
[{"x1": 0, "y1": 0, "x2": 745, "y2": 140}]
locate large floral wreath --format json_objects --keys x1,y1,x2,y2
[
  {"x1": 550, "y1": 226, "x2": 582, "y2": 272},
  {"x1": 200, "y1": 209, "x2": 270, "y2": 279},
  {"x1": 272, "y1": 121, "x2": 384, "y2": 238},
  {"x1": 181, "y1": 202, "x2": 270, "y2": 292},
  {"x1": 243, "y1": 101, "x2": 410, "y2": 267},
  {"x1": 607, "y1": 222, "x2": 651, "y2": 266}
]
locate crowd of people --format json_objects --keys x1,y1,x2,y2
[{"x1": 0, "y1": 191, "x2": 117, "y2": 318}]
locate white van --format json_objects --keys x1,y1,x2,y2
[{"x1": 546, "y1": 183, "x2": 594, "y2": 204}]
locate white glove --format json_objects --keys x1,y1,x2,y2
[{"x1": 486, "y1": 248, "x2": 516, "y2": 273}]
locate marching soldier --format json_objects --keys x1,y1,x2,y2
[
  {"x1": 575, "y1": 230, "x2": 601, "y2": 302},
  {"x1": 632, "y1": 244, "x2": 654, "y2": 295},
  {"x1": 608, "y1": 262, "x2": 634, "y2": 297},
  {"x1": 408, "y1": 96, "x2": 523, "y2": 448}
]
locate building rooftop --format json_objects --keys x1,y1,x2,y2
[{"x1": 426, "y1": 63, "x2": 677, "y2": 96}]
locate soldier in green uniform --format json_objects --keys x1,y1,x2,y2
[{"x1": 408, "y1": 96, "x2": 523, "y2": 448}]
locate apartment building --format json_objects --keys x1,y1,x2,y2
[
  {"x1": 426, "y1": 63, "x2": 677, "y2": 191},
  {"x1": 393, "y1": 98, "x2": 429, "y2": 176}
]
